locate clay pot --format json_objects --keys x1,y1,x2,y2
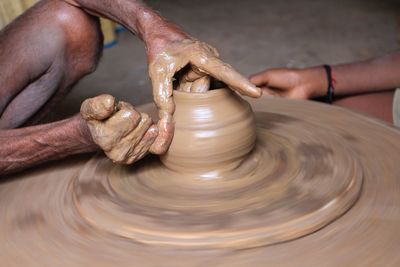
[{"x1": 160, "y1": 88, "x2": 256, "y2": 176}]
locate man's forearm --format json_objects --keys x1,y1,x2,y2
[
  {"x1": 0, "y1": 115, "x2": 97, "y2": 175},
  {"x1": 63, "y1": 0, "x2": 188, "y2": 52}
]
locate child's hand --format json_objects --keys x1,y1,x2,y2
[{"x1": 249, "y1": 67, "x2": 327, "y2": 99}]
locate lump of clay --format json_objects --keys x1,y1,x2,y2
[{"x1": 161, "y1": 88, "x2": 256, "y2": 177}]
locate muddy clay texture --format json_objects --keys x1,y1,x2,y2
[
  {"x1": 148, "y1": 39, "x2": 261, "y2": 155},
  {"x1": 1, "y1": 93, "x2": 400, "y2": 266}
]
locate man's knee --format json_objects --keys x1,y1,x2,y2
[
  {"x1": 49, "y1": 0, "x2": 103, "y2": 76},
  {"x1": 0, "y1": 0, "x2": 104, "y2": 128}
]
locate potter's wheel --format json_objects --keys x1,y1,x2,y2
[
  {"x1": 73, "y1": 112, "x2": 362, "y2": 249},
  {"x1": 1, "y1": 97, "x2": 400, "y2": 266}
]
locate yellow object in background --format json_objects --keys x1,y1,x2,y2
[
  {"x1": 100, "y1": 18, "x2": 118, "y2": 48},
  {"x1": 0, "y1": 1, "x2": 24, "y2": 28},
  {"x1": 21, "y1": 0, "x2": 38, "y2": 9},
  {"x1": 0, "y1": 0, "x2": 118, "y2": 48}
]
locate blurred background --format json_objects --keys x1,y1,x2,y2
[{"x1": 1, "y1": 0, "x2": 400, "y2": 118}]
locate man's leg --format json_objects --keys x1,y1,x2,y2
[
  {"x1": 0, "y1": 0, "x2": 103, "y2": 129},
  {"x1": 333, "y1": 90, "x2": 394, "y2": 124}
]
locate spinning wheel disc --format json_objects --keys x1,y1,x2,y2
[
  {"x1": 1, "y1": 97, "x2": 400, "y2": 267},
  {"x1": 73, "y1": 111, "x2": 363, "y2": 248}
]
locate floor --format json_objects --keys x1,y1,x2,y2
[{"x1": 54, "y1": 0, "x2": 400, "y2": 118}]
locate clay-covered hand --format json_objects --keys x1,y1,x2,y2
[
  {"x1": 80, "y1": 94, "x2": 158, "y2": 164},
  {"x1": 249, "y1": 67, "x2": 327, "y2": 99},
  {"x1": 148, "y1": 39, "x2": 262, "y2": 154}
]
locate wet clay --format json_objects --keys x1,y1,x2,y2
[
  {"x1": 160, "y1": 89, "x2": 257, "y2": 175},
  {"x1": 70, "y1": 90, "x2": 362, "y2": 249},
  {"x1": 2, "y1": 95, "x2": 400, "y2": 266},
  {"x1": 148, "y1": 39, "x2": 261, "y2": 154},
  {"x1": 81, "y1": 94, "x2": 158, "y2": 164}
]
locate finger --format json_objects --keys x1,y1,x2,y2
[
  {"x1": 261, "y1": 85, "x2": 305, "y2": 99},
  {"x1": 106, "y1": 113, "x2": 153, "y2": 163},
  {"x1": 110, "y1": 101, "x2": 141, "y2": 131},
  {"x1": 191, "y1": 75, "x2": 210, "y2": 93},
  {"x1": 80, "y1": 94, "x2": 116, "y2": 120},
  {"x1": 177, "y1": 68, "x2": 205, "y2": 92},
  {"x1": 181, "y1": 68, "x2": 205, "y2": 83},
  {"x1": 87, "y1": 103, "x2": 142, "y2": 151},
  {"x1": 253, "y1": 68, "x2": 302, "y2": 91},
  {"x1": 116, "y1": 101, "x2": 134, "y2": 111},
  {"x1": 149, "y1": 68, "x2": 175, "y2": 117},
  {"x1": 124, "y1": 124, "x2": 158, "y2": 164},
  {"x1": 249, "y1": 70, "x2": 270, "y2": 86},
  {"x1": 177, "y1": 80, "x2": 192, "y2": 92},
  {"x1": 260, "y1": 86, "x2": 280, "y2": 97},
  {"x1": 112, "y1": 101, "x2": 142, "y2": 132},
  {"x1": 149, "y1": 65, "x2": 177, "y2": 154},
  {"x1": 206, "y1": 43, "x2": 220, "y2": 57},
  {"x1": 192, "y1": 56, "x2": 261, "y2": 98},
  {"x1": 149, "y1": 115, "x2": 174, "y2": 155}
]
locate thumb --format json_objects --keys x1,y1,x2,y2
[{"x1": 81, "y1": 94, "x2": 116, "y2": 121}]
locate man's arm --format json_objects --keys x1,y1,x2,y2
[
  {"x1": 62, "y1": 0, "x2": 188, "y2": 57},
  {"x1": 0, "y1": 94, "x2": 161, "y2": 175},
  {"x1": 0, "y1": 115, "x2": 96, "y2": 175},
  {"x1": 63, "y1": 0, "x2": 261, "y2": 155}
]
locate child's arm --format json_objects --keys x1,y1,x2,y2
[{"x1": 249, "y1": 52, "x2": 400, "y2": 99}]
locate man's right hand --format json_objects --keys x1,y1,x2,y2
[
  {"x1": 147, "y1": 38, "x2": 262, "y2": 155},
  {"x1": 81, "y1": 94, "x2": 158, "y2": 164}
]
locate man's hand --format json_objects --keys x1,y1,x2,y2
[
  {"x1": 148, "y1": 39, "x2": 262, "y2": 154},
  {"x1": 81, "y1": 94, "x2": 158, "y2": 164},
  {"x1": 62, "y1": 0, "x2": 261, "y2": 155},
  {"x1": 249, "y1": 67, "x2": 327, "y2": 99}
]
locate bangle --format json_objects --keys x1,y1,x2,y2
[{"x1": 323, "y1": 64, "x2": 335, "y2": 104}]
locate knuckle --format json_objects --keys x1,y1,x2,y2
[
  {"x1": 120, "y1": 109, "x2": 142, "y2": 126},
  {"x1": 140, "y1": 114, "x2": 154, "y2": 130},
  {"x1": 95, "y1": 94, "x2": 115, "y2": 106},
  {"x1": 153, "y1": 95, "x2": 163, "y2": 106},
  {"x1": 117, "y1": 101, "x2": 135, "y2": 111},
  {"x1": 141, "y1": 112, "x2": 151, "y2": 121},
  {"x1": 81, "y1": 94, "x2": 116, "y2": 120},
  {"x1": 106, "y1": 148, "x2": 129, "y2": 164}
]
